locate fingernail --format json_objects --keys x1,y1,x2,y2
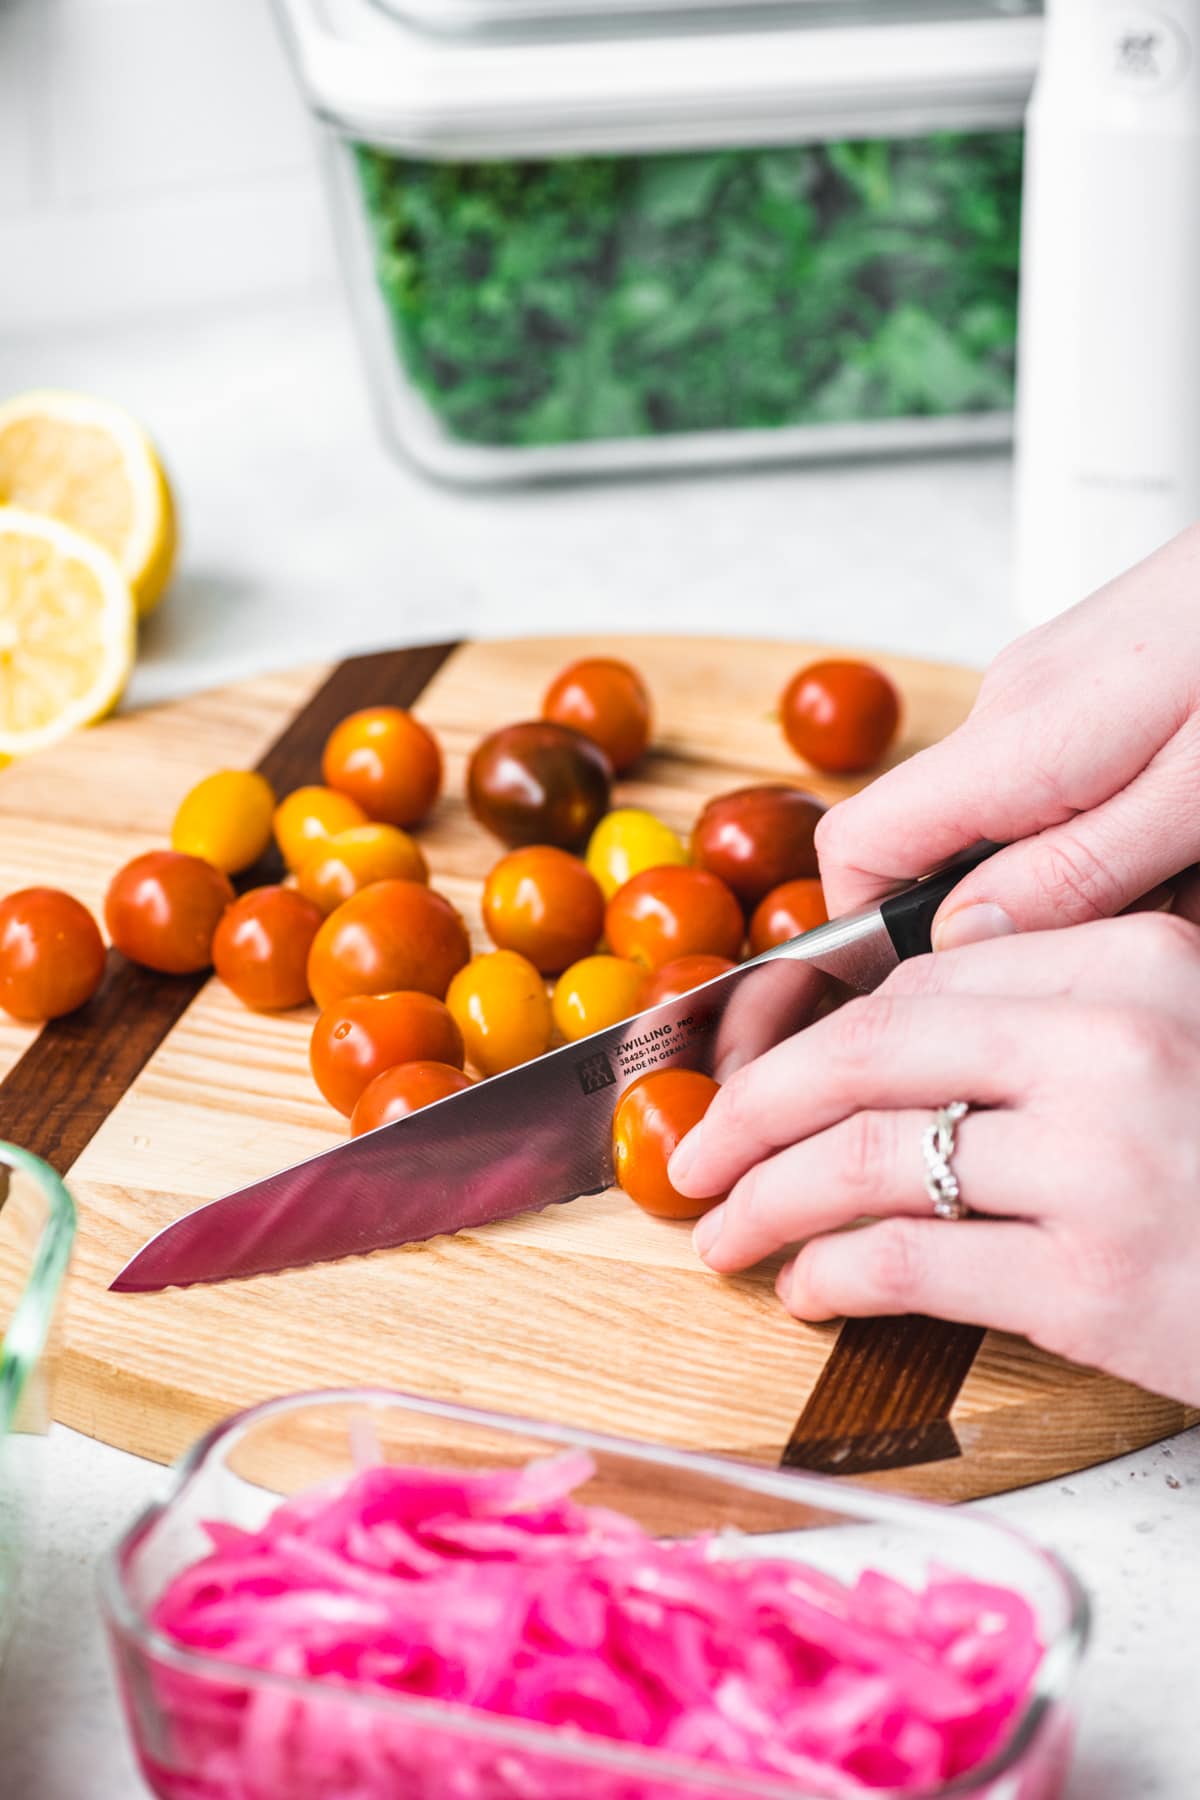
[
  {"x1": 774, "y1": 1257, "x2": 796, "y2": 1302},
  {"x1": 691, "y1": 1203, "x2": 725, "y2": 1260},
  {"x1": 933, "y1": 902, "x2": 1016, "y2": 952},
  {"x1": 669, "y1": 1129, "x2": 699, "y2": 1187}
]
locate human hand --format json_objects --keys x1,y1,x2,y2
[
  {"x1": 669, "y1": 912, "x2": 1200, "y2": 1406},
  {"x1": 815, "y1": 525, "x2": 1200, "y2": 945}
]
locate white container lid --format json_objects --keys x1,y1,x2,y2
[{"x1": 272, "y1": 0, "x2": 1043, "y2": 158}]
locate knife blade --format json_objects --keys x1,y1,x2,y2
[{"x1": 110, "y1": 845, "x2": 995, "y2": 1294}]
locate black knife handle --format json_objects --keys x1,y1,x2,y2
[{"x1": 880, "y1": 843, "x2": 1001, "y2": 962}]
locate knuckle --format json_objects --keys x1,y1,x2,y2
[
  {"x1": 838, "y1": 1110, "x2": 896, "y2": 1207},
  {"x1": 1097, "y1": 1004, "x2": 1185, "y2": 1084},
  {"x1": 862, "y1": 1219, "x2": 925, "y2": 1309},
  {"x1": 830, "y1": 995, "x2": 897, "y2": 1072},
  {"x1": 1126, "y1": 908, "x2": 1200, "y2": 973},
  {"x1": 1024, "y1": 832, "x2": 1123, "y2": 923}
]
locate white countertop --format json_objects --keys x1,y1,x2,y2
[{"x1": 0, "y1": 295, "x2": 1196, "y2": 1798}]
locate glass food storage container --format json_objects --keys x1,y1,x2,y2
[
  {"x1": 102, "y1": 1388, "x2": 1089, "y2": 1800},
  {"x1": 0, "y1": 1141, "x2": 76, "y2": 1654},
  {"x1": 272, "y1": 0, "x2": 1042, "y2": 484}
]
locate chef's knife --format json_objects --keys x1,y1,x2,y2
[{"x1": 110, "y1": 844, "x2": 995, "y2": 1294}]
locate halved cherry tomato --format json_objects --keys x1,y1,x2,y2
[
  {"x1": 310, "y1": 991, "x2": 465, "y2": 1117},
  {"x1": 212, "y1": 886, "x2": 323, "y2": 1011},
  {"x1": 584, "y1": 808, "x2": 688, "y2": 901},
  {"x1": 749, "y1": 878, "x2": 829, "y2": 956},
  {"x1": 171, "y1": 770, "x2": 276, "y2": 875},
  {"x1": 641, "y1": 954, "x2": 736, "y2": 1007},
  {"x1": 350, "y1": 1061, "x2": 472, "y2": 1138},
  {"x1": 781, "y1": 659, "x2": 901, "y2": 774},
  {"x1": 446, "y1": 950, "x2": 554, "y2": 1076},
  {"x1": 605, "y1": 866, "x2": 743, "y2": 970},
  {"x1": 612, "y1": 1069, "x2": 725, "y2": 1220},
  {"x1": 691, "y1": 785, "x2": 826, "y2": 910},
  {"x1": 467, "y1": 721, "x2": 611, "y2": 850},
  {"x1": 0, "y1": 888, "x2": 106, "y2": 1022},
  {"x1": 542, "y1": 657, "x2": 652, "y2": 773},
  {"x1": 105, "y1": 851, "x2": 234, "y2": 975},
  {"x1": 306, "y1": 879, "x2": 470, "y2": 1011},
  {"x1": 273, "y1": 786, "x2": 367, "y2": 873},
  {"x1": 297, "y1": 824, "x2": 428, "y2": 915},
  {"x1": 551, "y1": 955, "x2": 647, "y2": 1042},
  {"x1": 482, "y1": 846, "x2": 604, "y2": 975},
  {"x1": 322, "y1": 707, "x2": 442, "y2": 828}
]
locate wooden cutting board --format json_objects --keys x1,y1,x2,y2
[{"x1": 0, "y1": 635, "x2": 1193, "y2": 1510}]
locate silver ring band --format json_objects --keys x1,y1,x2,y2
[{"x1": 922, "y1": 1101, "x2": 971, "y2": 1220}]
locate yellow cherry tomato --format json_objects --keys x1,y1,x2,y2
[
  {"x1": 446, "y1": 950, "x2": 554, "y2": 1076},
  {"x1": 273, "y1": 785, "x2": 367, "y2": 873},
  {"x1": 296, "y1": 824, "x2": 429, "y2": 914},
  {"x1": 585, "y1": 808, "x2": 688, "y2": 901},
  {"x1": 171, "y1": 770, "x2": 276, "y2": 875},
  {"x1": 552, "y1": 954, "x2": 647, "y2": 1043}
]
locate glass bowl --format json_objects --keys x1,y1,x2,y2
[{"x1": 102, "y1": 1389, "x2": 1088, "y2": 1800}]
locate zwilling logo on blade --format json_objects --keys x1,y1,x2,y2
[{"x1": 575, "y1": 1051, "x2": 616, "y2": 1095}]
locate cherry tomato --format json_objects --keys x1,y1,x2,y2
[
  {"x1": 446, "y1": 950, "x2": 554, "y2": 1076},
  {"x1": 322, "y1": 706, "x2": 442, "y2": 827},
  {"x1": 306, "y1": 880, "x2": 470, "y2": 1011},
  {"x1": 641, "y1": 954, "x2": 736, "y2": 1007},
  {"x1": 105, "y1": 851, "x2": 234, "y2": 975},
  {"x1": 274, "y1": 786, "x2": 367, "y2": 872},
  {"x1": 482, "y1": 846, "x2": 604, "y2": 975},
  {"x1": 691, "y1": 785, "x2": 826, "y2": 911},
  {"x1": 542, "y1": 657, "x2": 652, "y2": 773},
  {"x1": 749, "y1": 878, "x2": 829, "y2": 956},
  {"x1": 171, "y1": 770, "x2": 276, "y2": 875},
  {"x1": 781, "y1": 659, "x2": 901, "y2": 774},
  {"x1": 211, "y1": 886, "x2": 323, "y2": 1011},
  {"x1": 551, "y1": 955, "x2": 647, "y2": 1042},
  {"x1": 0, "y1": 888, "x2": 106, "y2": 1022},
  {"x1": 606, "y1": 866, "x2": 743, "y2": 971},
  {"x1": 612, "y1": 1069, "x2": 725, "y2": 1220},
  {"x1": 310, "y1": 991, "x2": 465, "y2": 1117},
  {"x1": 584, "y1": 808, "x2": 688, "y2": 901},
  {"x1": 467, "y1": 721, "x2": 611, "y2": 850},
  {"x1": 350, "y1": 1061, "x2": 472, "y2": 1138},
  {"x1": 297, "y1": 824, "x2": 428, "y2": 915}
]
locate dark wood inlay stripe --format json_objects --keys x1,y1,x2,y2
[{"x1": 0, "y1": 643, "x2": 460, "y2": 1177}]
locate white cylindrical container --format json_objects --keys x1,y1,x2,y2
[{"x1": 1014, "y1": 0, "x2": 1200, "y2": 625}]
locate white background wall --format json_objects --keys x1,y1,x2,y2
[{"x1": 0, "y1": 0, "x2": 336, "y2": 333}]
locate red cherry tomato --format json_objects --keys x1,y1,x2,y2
[
  {"x1": 310, "y1": 991, "x2": 465, "y2": 1117},
  {"x1": 691, "y1": 785, "x2": 826, "y2": 911},
  {"x1": 211, "y1": 886, "x2": 324, "y2": 1012},
  {"x1": 467, "y1": 721, "x2": 611, "y2": 850},
  {"x1": 641, "y1": 954, "x2": 736, "y2": 1007},
  {"x1": 780, "y1": 659, "x2": 901, "y2": 775},
  {"x1": 482, "y1": 846, "x2": 605, "y2": 975},
  {"x1": 0, "y1": 888, "x2": 106, "y2": 1022},
  {"x1": 306, "y1": 879, "x2": 470, "y2": 1011},
  {"x1": 322, "y1": 707, "x2": 443, "y2": 828},
  {"x1": 748, "y1": 878, "x2": 829, "y2": 956},
  {"x1": 605, "y1": 866, "x2": 744, "y2": 971},
  {"x1": 612, "y1": 1068, "x2": 725, "y2": 1220},
  {"x1": 350, "y1": 1061, "x2": 472, "y2": 1137},
  {"x1": 105, "y1": 851, "x2": 234, "y2": 975},
  {"x1": 542, "y1": 658, "x2": 652, "y2": 774}
]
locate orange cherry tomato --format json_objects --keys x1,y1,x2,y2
[
  {"x1": 641, "y1": 954, "x2": 736, "y2": 1007},
  {"x1": 211, "y1": 886, "x2": 323, "y2": 1012},
  {"x1": 605, "y1": 866, "x2": 744, "y2": 971},
  {"x1": 0, "y1": 888, "x2": 106, "y2": 1022},
  {"x1": 105, "y1": 851, "x2": 234, "y2": 975},
  {"x1": 296, "y1": 824, "x2": 429, "y2": 915},
  {"x1": 551, "y1": 955, "x2": 647, "y2": 1042},
  {"x1": 749, "y1": 878, "x2": 829, "y2": 956},
  {"x1": 692, "y1": 785, "x2": 826, "y2": 911},
  {"x1": 306, "y1": 880, "x2": 470, "y2": 1011},
  {"x1": 350, "y1": 1061, "x2": 472, "y2": 1137},
  {"x1": 310, "y1": 991, "x2": 465, "y2": 1117},
  {"x1": 467, "y1": 722, "x2": 611, "y2": 850},
  {"x1": 542, "y1": 657, "x2": 652, "y2": 774},
  {"x1": 322, "y1": 707, "x2": 442, "y2": 827},
  {"x1": 482, "y1": 846, "x2": 604, "y2": 975},
  {"x1": 274, "y1": 786, "x2": 367, "y2": 873},
  {"x1": 612, "y1": 1069, "x2": 725, "y2": 1220},
  {"x1": 446, "y1": 951, "x2": 554, "y2": 1076},
  {"x1": 781, "y1": 659, "x2": 901, "y2": 775}
]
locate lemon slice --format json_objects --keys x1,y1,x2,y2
[
  {"x1": 0, "y1": 390, "x2": 176, "y2": 617},
  {"x1": 0, "y1": 506, "x2": 136, "y2": 759}
]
